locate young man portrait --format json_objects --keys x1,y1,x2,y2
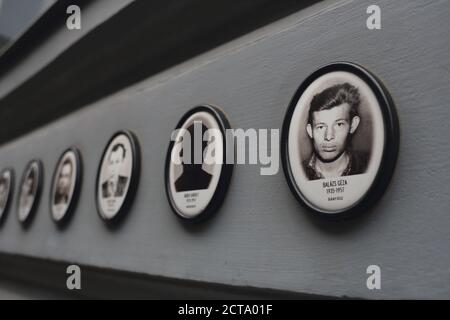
[{"x1": 303, "y1": 82, "x2": 369, "y2": 180}]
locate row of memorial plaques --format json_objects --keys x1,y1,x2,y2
[
  {"x1": 0, "y1": 131, "x2": 141, "y2": 227},
  {"x1": 0, "y1": 62, "x2": 399, "y2": 228}
]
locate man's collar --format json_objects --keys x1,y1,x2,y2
[
  {"x1": 307, "y1": 153, "x2": 323, "y2": 179},
  {"x1": 308, "y1": 151, "x2": 353, "y2": 179}
]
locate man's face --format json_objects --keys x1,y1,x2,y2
[
  {"x1": 107, "y1": 147, "x2": 124, "y2": 180},
  {"x1": 22, "y1": 176, "x2": 33, "y2": 196},
  {"x1": 0, "y1": 183, "x2": 6, "y2": 197},
  {"x1": 57, "y1": 163, "x2": 72, "y2": 194},
  {"x1": 307, "y1": 103, "x2": 360, "y2": 162}
]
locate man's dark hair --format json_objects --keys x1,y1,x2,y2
[
  {"x1": 61, "y1": 159, "x2": 73, "y2": 172},
  {"x1": 308, "y1": 83, "x2": 361, "y2": 125},
  {"x1": 110, "y1": 143, "x2": 126, "y2": 160}
]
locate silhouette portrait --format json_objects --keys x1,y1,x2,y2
[
  {"x1": 175, "y1": 122, "x2": 212, "y2": 192},
  {"x1": 0, "y1": 175, "x2": 9, "y2": 211}
]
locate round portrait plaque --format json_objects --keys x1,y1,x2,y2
[
  {"x1": 281, "y1": 62, "x2": 399, "y2": 219},
  {"x1": 96, "y1": 131, "x2": 140, "y2": 223},
  {"x1": 0, "y1": 168, "x2": 14, "y2": 225},
  {"x1": 18, "y1": 159, "x2": 43, "y2": 226},
  {"x1": 165, "y1": 105, "x2": 233, "y2": 222},
  {"x1": 50, "y1": 147, "x2": 82, "y2": 226}
]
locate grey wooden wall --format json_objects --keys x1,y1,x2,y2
[{"x1": 0, "y1": 0, "x2": 450, "y2": 299}]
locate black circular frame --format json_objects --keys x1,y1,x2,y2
[
  {"x1": 96, "y1": 130, "x2": 141, "y2": 224},
  {"x1": 164, "y1": 105, "x2": 234, "y2": 223},
  {"x1": 281, "y1": 62, "x2": 400, "y2": 220}
]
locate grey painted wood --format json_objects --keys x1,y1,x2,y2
[
  {"x1": 0, "y1": 253, "x2": 319, "y2": 299},
  {"x1": 1, "y1": 0, "x2": 450, "y2": 299}
]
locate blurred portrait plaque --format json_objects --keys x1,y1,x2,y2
[{"x1": 96, "y1": 131, "x2": 140, "y2": 223}]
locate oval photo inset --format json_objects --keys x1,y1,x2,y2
[
  {"x1": 18, "y1": 159, "x2": 43, "y2": 226},
  {"x1": 165, "y1": 105, "x2": 233, "y2": 222},
  {"x1": 0, "y1": 168, "x2": 14, "y2": 224}
]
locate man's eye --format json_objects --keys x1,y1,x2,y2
[
  {"x1": 316, "y1": 125, "x2": 324, "y2": 130},
  {"x1": 337, "y1": 122, "x2": 345, "y2": 127}
]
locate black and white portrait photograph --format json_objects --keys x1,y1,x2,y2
[
  {"x1": 96, "y1": 131, "x2": 140, "y2": 222},
  {"x1": 17, "y1": 160, "x2": 42, "y2": 225},
  {"x1": 165, "y1": 105, "x2": 232, "y2": 221},
  {"x1": 50, "y1": 148, "x2": 81, "y2": 225},
  {"x1": 282, "y1": 63, "x2": 397, "y2": 217},
  {"x1": 302, "y1": 82, "x2": 370, "y2": 180},
  {"x1": 0, "y1": 168, "x2": 13, "y2": 223}
]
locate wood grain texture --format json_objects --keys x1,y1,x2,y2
[{"x1": 1, "y1": 0, "x2": 450, "y2": 298}]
